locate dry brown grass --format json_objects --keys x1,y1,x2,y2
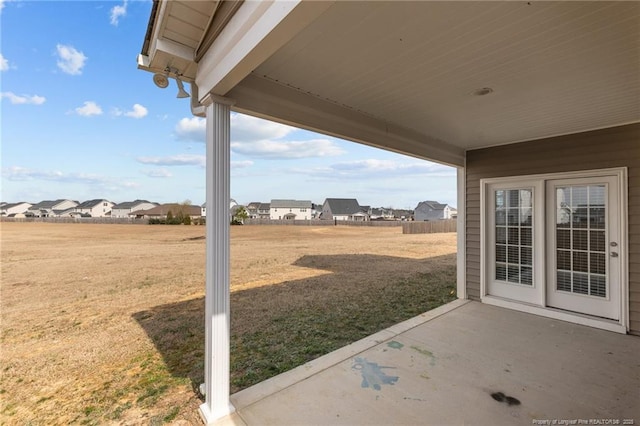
[{"x1": 0, "y1": 222, "x2": 456, "y2": 425}]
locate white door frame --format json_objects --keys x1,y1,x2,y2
[{"x1": 479, "y1": 167, "x2": 628, "y2": 334}]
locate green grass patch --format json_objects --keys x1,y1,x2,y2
[{"x1": 230, "y1": 266, "x2": 456, "y2": 392}]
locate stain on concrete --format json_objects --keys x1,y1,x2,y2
[
  {"x1": 403, "y1": 397, "x2": 426, "y2": 402},
  {"x1": 352, "y1": 357, "x2": 399, "y2": 391},
  {"x1": 411, "y1": 345, "x2": 436, "y2": 366},
  {"x1": 387, "y1": 341, "x2": 404, "y2": 350},
  {"x1": 491, "y1": 391, "x2": 521, "y2": 406}
]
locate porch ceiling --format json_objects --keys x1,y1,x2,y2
[
  {"x1": 140, "y1": 1, "x2": 640, "y2": 165},
  {"x1": 249, "y1": 1, "x2": 639, "y2": 151}
]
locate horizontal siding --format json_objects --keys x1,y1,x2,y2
[{"x1": 466, "y1": 123, "x2": 640, "y2": 334}]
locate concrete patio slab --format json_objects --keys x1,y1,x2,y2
[{"x1": 216, "y1": 301, "x2": 640, "y2": 425}]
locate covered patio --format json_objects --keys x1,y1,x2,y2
[
  {"x1": 137, "y1": 1, "x2": 639, "y2": 423},
  {"x1": 217, "y1": 300, "x2": 639, "y2": 425}
]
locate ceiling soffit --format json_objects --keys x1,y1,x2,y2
[{"x1": 252, "y1": 1, "x2": 640, "y2": 150}]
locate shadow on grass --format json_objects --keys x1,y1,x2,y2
[{"x1": 132, "y1": 253, "x2": 456, "y2": 394}]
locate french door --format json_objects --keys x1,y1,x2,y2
[
  {"x1": 485, "y1": 171, "x2": 623, "y2": 321},
  {"x1": 546, "y1": 176, "x2": 620, "y2": 320}
]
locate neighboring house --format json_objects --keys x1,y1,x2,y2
[
  {"x1": 270, "y1": 199, "x2": 312, "y2": 220},
  {"x1": 27, "y1": 199, "x2": 78, "y2": 217},
  {"x1": 0, "y1": 202, "x2": 32, "y2": 216},
  {"x1": 393, "y1": 209, "x2": 414, "y2": 221},
  {"x1": 56, "y1": 208, "x2": 83, "y2": 218},
  {"x1": 111, "y1": 200, "x2": 158, "y2": 218},
  {"x1": 137, "y1": 3, "x2": 640, "y2": 422},
  {"x1": 369, "y1": 207, "x2": 395, "y2": 220},
  {"x1": 130, "y1": 203, "x2": 202, "y2": 219},
  {"x1": 257, "y1": 203, "x2": 270, "y2": 219},
  {"x1": 74, "y1": 199, "x2": 114, "y2": 217},
  {"x1": 246, "y1": 202, "x2": 261, "y2": 219},
  {"x1": 414, "y1": 201, "x2": 457, "y2": 221},
  {"x1": 322, "y1": 198, "x2": 366, "y2": 221},
  {"x1": 311, "y1": 203, "x2": 323, "y2": 219},
  {"x1": 200, "y1": 200, "x2": 238, "y2": 218}
]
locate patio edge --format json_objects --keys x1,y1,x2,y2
[{"x1": 229, "y1": 298, "x2": 471, "y2": 411}]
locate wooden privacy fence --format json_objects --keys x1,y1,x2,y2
[
  {"x1": 0, "y1": 217, "x2": 148, "y2": 225},
  {"x1": 243, "y1": 219, "x2": 402, "y2": 227},
  {"x1": 402, "y1": 219, "x2": 457, "y2": 234}
]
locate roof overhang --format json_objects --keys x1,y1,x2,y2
[{"x1": 138, "y1": 1, "x2": 640, "y2": 168}]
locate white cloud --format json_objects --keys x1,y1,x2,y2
[
  {"x1": 1, "y1": 166, "x2": 131, "y2": 188},
  {"x1": 296, "y1": 159, "x2": 455, "y2": 179},
  {"x1": 231, "y1": 139, "x2": 345, "y2": 159},
  {"x1": 125, "y1": 104, "x2": 147, "y2": 118},
  {"x1": 143, "y1": 168, "x2": 172, "y2": 178},
  {"x1": 174, "y1": 114, "x2": 296, "y2": 143},
  {"x1": 332, "y1": 159, "x2": 451, "y2": 174},
  {"x1": 231, "y1": 114, "x2": 295, "y2": 142},
  {"x1": 110, "y1": 0, "x2": 127, "y2": 26},
  {"x1": 0, "y1": 53, "x2": 9, "y2": 71},
  {"x1": 114, "y1": 103, "x2": 148, "y2": 119},
  {"x1": 175, "y1": 117, "x2": 206, "y2": 142},
  {"x1": 1, "y1": 92, "x2": 46, "y2": 105},
  {"x1": 75, "y1": 101, "x2": 103, "y2": 117},
  {"x1": 56, "y1": 44, "x2": 87, "y2": 75},
  {"x1": 136, "y1": 154, "x2": 206, "y2": 168},
  {"x1": 231, "y1": 160, "x2": 254, "y2": 169}
]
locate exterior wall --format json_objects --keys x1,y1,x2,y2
[
  {"x1": 270, "y1": 207, "x2": 311, "y2": 220},
  {"x1": 54, "y1": 200, "x2": 78, "y2": 211},
  {"x1": 415, "y1": 205, "x2": 443, "y2": 221},
  {"x1": 1, "y1": 203, "x2": 32, "y2": 216},
  {"x1": 465, "y1": 123, "x2": 640, "y2": 334},
  {"x1": 77, "y1": 201, "x2": 114, "y2": 217},
  {"x1": 112, "y1": 202, "x2": 157, "y2": 218}
]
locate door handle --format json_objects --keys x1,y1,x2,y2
[{"x1": 610, "y1": 252, "x2": 619, "y2": 258}]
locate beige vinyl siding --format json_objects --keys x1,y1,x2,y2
[{"x1": 465, "y1": 123, "x2": 640, "y2": 335}]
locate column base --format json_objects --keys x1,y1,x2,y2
[{"x1": 199, "y1": 401, "x2": 236, "y2": 425}]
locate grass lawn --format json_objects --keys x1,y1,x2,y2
[{"x1": 1, "y1": 223, "x2": 456, "y2": 424}]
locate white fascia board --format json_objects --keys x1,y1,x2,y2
[
  {"x1": 138, "y1": 38, "x2": 196, "y2": 77},
  {"x1": 228, "y1": 75, "x2": 465, "y2": 167},
  {"x1": 155, "y1": 38, "x2": 195, "y2": 64},
  {"x1": 196, "y1": 0, "x2": 334, "y2": 98}
]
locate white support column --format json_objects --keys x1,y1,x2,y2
[
  {"x1": 199, "y1": 94, "x2": 235, "y2": 424},
  {"x1": 456, "y1": 166, "x2": 467, "y2": 299}
]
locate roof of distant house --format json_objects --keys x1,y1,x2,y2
[
  {"x1": 1, "y1": 202, "x2": 32, "y2": 210},
  {"x1": 324, "y1": 198, "x2": 361, "y2": 215},
  {"x1": 113, "y1": 199, "x2": 155, "y2": 209},
  {"x1": 415, "y1": 200, "x2": 451, "y2": 210},
  {"x1": 258, "y1": 203, "x2": 270, "y2": 210},
  {"x1": 29, "y1": 199, "x2": 77, "y2": 209},
  {"x1": 131, "y1": 203, "x2": 202, "y2": 217},
  {"x1": 76, "y1": 199, "x2": 111, "y2": 209},
  {"x1": 270, "y1": 199, "x2": 312, "y2": 209}
]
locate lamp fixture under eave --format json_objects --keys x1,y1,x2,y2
[
  {"x1": 152, "y1": 72, "x2": 169, "y2": 89},
  {"x1": 175, "y1": 78, "x2": 190, "y2": 98}
]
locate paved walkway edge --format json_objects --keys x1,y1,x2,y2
[{"x1": 230, "y1": 298, "x2": 471, "y2": 411}]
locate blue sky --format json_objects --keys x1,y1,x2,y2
[{"x1": 1, "y1": 0, "x2": 456, "y2": 209}]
